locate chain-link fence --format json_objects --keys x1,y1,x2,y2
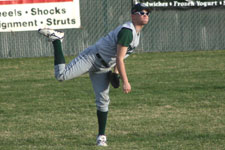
[
  {"x1": 142, "y1": 8, "x2": 225, "y2": 52},
  {"x1": 0, "y1": 0, "x2": 225, "y2": 58}
]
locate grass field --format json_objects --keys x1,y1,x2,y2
[{"x1": 0, "y1": 50, "x2": 225, "y2": 150}]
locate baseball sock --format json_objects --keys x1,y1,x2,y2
[
  {"x1": 52, "y1": 40, "x2": 65, "y2": 65},
  {"x1": 97, "y1": 110, "x2": 108, "y2": 135}
]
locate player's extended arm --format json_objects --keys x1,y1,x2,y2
[{"x1": 116, "y1": 44, "x2": 131, "y2": 94}]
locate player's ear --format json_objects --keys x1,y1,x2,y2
[
  {"x1": 131, "y1": 13, "x2": 135, "y2": 20},
  {"x1": 131, "y1": 13, "x2": 137, "y2": 22}
]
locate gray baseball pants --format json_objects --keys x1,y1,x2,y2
[{"x1": 54, "y1": 45, "x2": 112, "y2": 112}]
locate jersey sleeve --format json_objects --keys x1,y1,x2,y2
[{"x1": 117, "y1": 28, "x2": 133, "y2": 47}]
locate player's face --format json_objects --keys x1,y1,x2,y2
[{"x1": 132, "y1": 10, "x2": 149, "y2": 25}]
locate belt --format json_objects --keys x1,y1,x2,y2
[{"x1": 96, "y1": 53, "x2": 109, "y2": 68}]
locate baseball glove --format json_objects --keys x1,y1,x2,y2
[{"x1": 108, "y1": 71, "x2": 120, "y2": 88}]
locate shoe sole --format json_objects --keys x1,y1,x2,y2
[{"x1": 38, "y1": 28, "x2": 64, "y2": 41}]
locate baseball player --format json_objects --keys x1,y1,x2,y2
[{"x1": 38, "y1": 3, "x2": 150, "y2": 146}]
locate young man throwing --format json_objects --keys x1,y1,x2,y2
[{"x1": 38, "y1": 3, "x2": 150, "y2": 146}]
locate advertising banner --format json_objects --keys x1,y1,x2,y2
[
  {"x1": 0, "y1": 0, "x2": 81, "y2": 32},
  {"x1": 136, "y1": 0, "x2": 225, "y2": 10}
]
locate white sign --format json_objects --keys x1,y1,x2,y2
[{"x1": 0, "y1": 0, "x2": 81, "y2": 32}]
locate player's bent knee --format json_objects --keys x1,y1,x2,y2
[
  {"x1": 97, "y1": 106, "x2": 109, "y2": 112},
  {"x1": 54, "y1": 64, "x2": 66, "y2": 81},
  {"x1": 55, "y1": 74, "x2": 65, "y2": 81},
  {"x1": 96, "y1": 98, "x2": 110, "y2": 112}
]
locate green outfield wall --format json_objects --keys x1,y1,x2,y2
[{"x1": 0, "y1": 0, "x2": 225, "y2": 58}]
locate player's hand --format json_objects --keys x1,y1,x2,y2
[{"x1": 123, "y1": 82, "x2": 131, "y2": 94}]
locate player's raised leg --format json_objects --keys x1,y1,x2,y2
[
  {"x1": 38, "y1": 28, "x2": 97, "y2": 81},
  {"x1": 38, "y1": 29, "x2": 65, "y2": 66},
  {"x1": 38, "y1": 28, "x2": 66, "y2": 80}
]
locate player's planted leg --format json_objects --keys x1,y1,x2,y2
[
  {"x1": 96, "y1": 110, "x2": 108, "y2": 146},
  {"x1": 97, "y1": 110, "x2": 108, "y2": 136}
]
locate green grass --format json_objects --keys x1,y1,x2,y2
[{"x1": 0, "y1": 50, "x2": 225, "y2": 150}]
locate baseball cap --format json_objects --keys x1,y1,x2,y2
[{"x1": 131, "y1": 3, "x2": 150, "y2": 14}]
